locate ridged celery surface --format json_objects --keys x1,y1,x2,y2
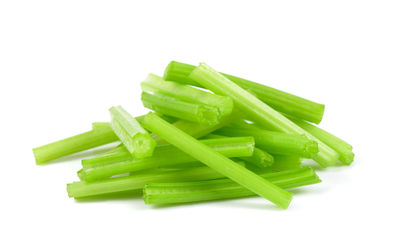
[
  {"x1": 141, "y1": 73, "x2": 233, "y2": 117},
  {"x1": 291, "y1": 119, "x2": 354, "y2": 165},
  {"x1": 32, "y1": 126, "x2": 119, "y2": 165},
  {"x1": 79, "y1": 136, "x2": 255, "y2": 182},
  {"x1": 141, "y1": 112, "x2": 293, "y2": 209},
  {"x1": 141, "y1": 92, "x2": 220, "y2": 126},
  {"x1": 164, "y1": 61, "x2": 325, "y2": 124},
  {"x1": 109, "y1": 106, "x2": 156, "y2": 158},
  {"x1": 68, "y1": 162, "x2": 243, "y2": 199},
  {"x1": 189, "y1": 63, "x2": 339, "y2": 167},
  {"x1": 216, "y1": 126, "x2": 318, "y2": 158},
  {"x1": 205, "y1": 134, "x2": 274, "y2": 169},
  {"x1": 151, "y1": 110, "x2": 243, "y2": 145},
  {"x1": 143, "y1": 167, "x2": 321, "y2": 205}
]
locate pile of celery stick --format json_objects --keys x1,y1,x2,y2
[{"x1": 32, "y1": 61, "x2": 354, "y2": 209}]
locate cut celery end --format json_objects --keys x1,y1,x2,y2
[
  {"x1": 32, "y1": 126, "x2": 119, "y2": 165},
  {"x1": 216, "y1": 126, "x2": 319, "y2": 158},
  {"x1": 141, "y1": 73, "x2": 233, "y2": 117},
  {"x1": 164, "y1": 61, "x2": 325, "y2": 124},
  {"x1": 109, "y1": 106, "x2": 156, "y2": 158},
  {"x1": 79, "y1": 136, "x2": 255, "y2": 182},
  {"x1": 143, "y1": 167, "x2": 321, "y2": 205},
  {"x1": 141, "y1": 92, "x2": 221, "y2": 126},
  {"x1": 291, "y1": 118, "x2": 354, "y2": 165},
  {"x1": 141, "y1": 112, "x2": 293, "y2": 209},
  {"x1": 189, "y1": 63, "x2": 339, "y2": 167}
]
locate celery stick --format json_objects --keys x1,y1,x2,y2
[
  {"x1": 143, "y1": 167, "x2": 321, "y2": 205},
  {"x1": 68, "y1": 162, "x2": 243, "y2": 199},
  {"x1": 189, "y1": 63, "x2": 339, "y2": 167},
  {"x1": 206, "y1": 133, "x2": 274, "y2": 169},
  {"x1": 79, "y1": 136, "x2": 255, "y2": 182},
  {"x1": 164, "y1": 61, "x2": 325, "y2": 124},
  {"x1": 141, "y1": 92, "x2": 220, "y2": 126},
  {"x1": 151, "y1": 110, "x2": 243, "y2": 145},
  {"x1": 216, "y1": 126, "x2": 318, "y2": 158},
  {"x1": 32, "y1": 126, "x2": 119, "y2": 165},
  {"x1": 141, "y1": 113, "x2": 292, "y2": 209},
  {"x1": 291, "y1": 119, "x2": 354, "y2": 165},
  {"x1": 141, "y1": 73, "x2": 233, "y2": 117},
  {"x1": 109, "y1": 106, "x2": 156, "y2": 158},
  {"x1": 246, "y1": 155, "x2": 302, "y2": 173},
  {"x1": 92, "y1": 122, "x2": 112, "y2": 131}
]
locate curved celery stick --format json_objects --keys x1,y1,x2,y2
[
  {"x1": 32, "y1": 126, "x2": 119, "y2": 165},
  {"x1": 164, "y1": 61, "x2": 325, "y2": 124},
  {"x1": 143, "y1": 167, "x2": 321, "y2": 205},
  {"x1": 205, "y1": 133, "x2": 274, "y2": 169},
  {"x1": 141, "y1": 92, "x2": 220, "y2": 126},
  {"x1": 189, "y1": 63, "x2": 339, "y2": 167},
  {"x1": 141, "y1": 113, "x2": 292, "y2": 209},
  {"x1": 79, "y1": 136, "x2": 255, "y2": 182},
  {"x1": 141, "y1": 74, "x2": 233, "y2": 117},
  {"x1": 68, "y1": 162, "x2": 243, "y2": 199},
  {"x1": 291, "y1": 118, "x2": 354, "y2": 165},
  {"x1": 216, "y1": 126, "x2": 318, "y2": 158},
  {"x1": 109, "y1": 106, "x2": 156, "y2": 159}
]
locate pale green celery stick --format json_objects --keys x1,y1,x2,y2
[
  {"x1": 290, "y1": 118, "x2": 354, "y2": 165},
  {"x1": 141, "y1": 113, "x2": 292, "y2": 209},
  {"x1": 141, "y1": 92, "x2": 220, "y2": 126},
  {"x1": 141, "y1": 73, "x2": 233, "y2": 117},
  {"x1": 143, "y1": 167, "x2": 321, "y2": 205},
  {"x1": 206, "y1": 133, "x2": 274, "y2": 169},
  {"x1": 68, "y1": 162, "x2": 243, "y2": 199},
  {"x1": 216, "y1": 126, "x2": 318, "y2": 158},
  {"x1": 92, "y1": 122, "x2": 112, "y2": 130},
  {"x1": 32, "y1": 127, "x2": 119, "y2": 165},
  {"x1": 189, "y1": 63, "x2": 339, "y2": 167},
  {"x1": 164, "y1": 61, "x2": 325, "y2": 124},
  {"x1": 79, "y1": 136, "x2": 255, "y2": 182},
  {"x1": 151, "y1": 110, "x2": 243, "y2": 145},
  {"x1": 109, "y1": 106, "x2": 156, "y2": 158}
]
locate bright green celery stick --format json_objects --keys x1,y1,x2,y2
[
  {"x1": 143, "y1": 167, "x2": 321, "y2": 205},
  {"x1": 109, "y1": 106, "x2": 156, "y2": 159},
  {"x1": 151, "y1": 110, "x2": 243, "y2": 145},
  {"x1": 141, "y1": 112, "x2": 292, "y2": 209},
  {"x1": 68, "y1": 162, "x2": 243, "y2": 199},
  {"x1": 141, "y1": 73, "x2": 233, "y2": 117},
  {"x1": 79, "y1": 136, "x2": 255, "y2": 182},
  {"x1": 189, "y1": 63, "x2": 339, "y2": 167},
  {"x1": 164, "y1": 61, "x2": 325, "y2": 124},
  {"x1": 246, "y1": 155, "x2": 302, "y2": 173},
  {"x1": 141, "y1": 92, "x2": 220, "y2": 126},
  {"x1": 205, "y1": 133, "x2": 274, "y2": 169},
  {"x1": 32, "y1": 126, "x2": 119, "y2": 165},
  {"x1": 215, "y1": 126, "x2": 318, "y2": 158},
  {"x1": 290, "y1": 118, "x2": 354, "y2": 165}
]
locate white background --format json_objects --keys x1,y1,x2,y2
[{"x1": 1, "y1": 1, "x2": 399, "y2": 251}]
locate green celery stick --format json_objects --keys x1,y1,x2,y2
[
  {"x1": 246, "y1": 155, "x2": 302, "y2": 173},
  {"x1": 141, "y1": 113, "x2": 293, "y2": 209},
  {"x1": 143, "y1": 167, "x2": 321, "y2": 205},
  {"x1": 164, "y1": 61, "x2": 325, "y2": 124},
  {"x1": 109, "y1": 106, "x2": 156, "y2": 158},
  {"x1": 79, "y1": 136, "x2": 255, "y2": 182},
  {"x1": 189, "y1": 63, "x2": 339, "y2": 167},
  {"x1": 141, "y1": 73, "x2": 233, "y2": 117},
  {"x1": 92, "y1": 122, "x2": 112, "y2": 131},
  {"x1": 32, "y1": 126, "x2": 119, "y2": 165},
  {"x1": 205, "y1": 133, "x2": 274, "y2": 169},
  {"x1": 68, "y1": 162, "x2": 243, "y2": 199},
  {"x1": 216, "y1": 126, "x2": 318, "y2": 158},
  {"x1": 151, "y1": 110, "x2": 243, "y2": 145},
  {"x1": 291, "y1": 118, "x2": 354, "y2": 165},
  {"x1": 141, "y1": 92, "x2": 220, "y2": 126}
]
